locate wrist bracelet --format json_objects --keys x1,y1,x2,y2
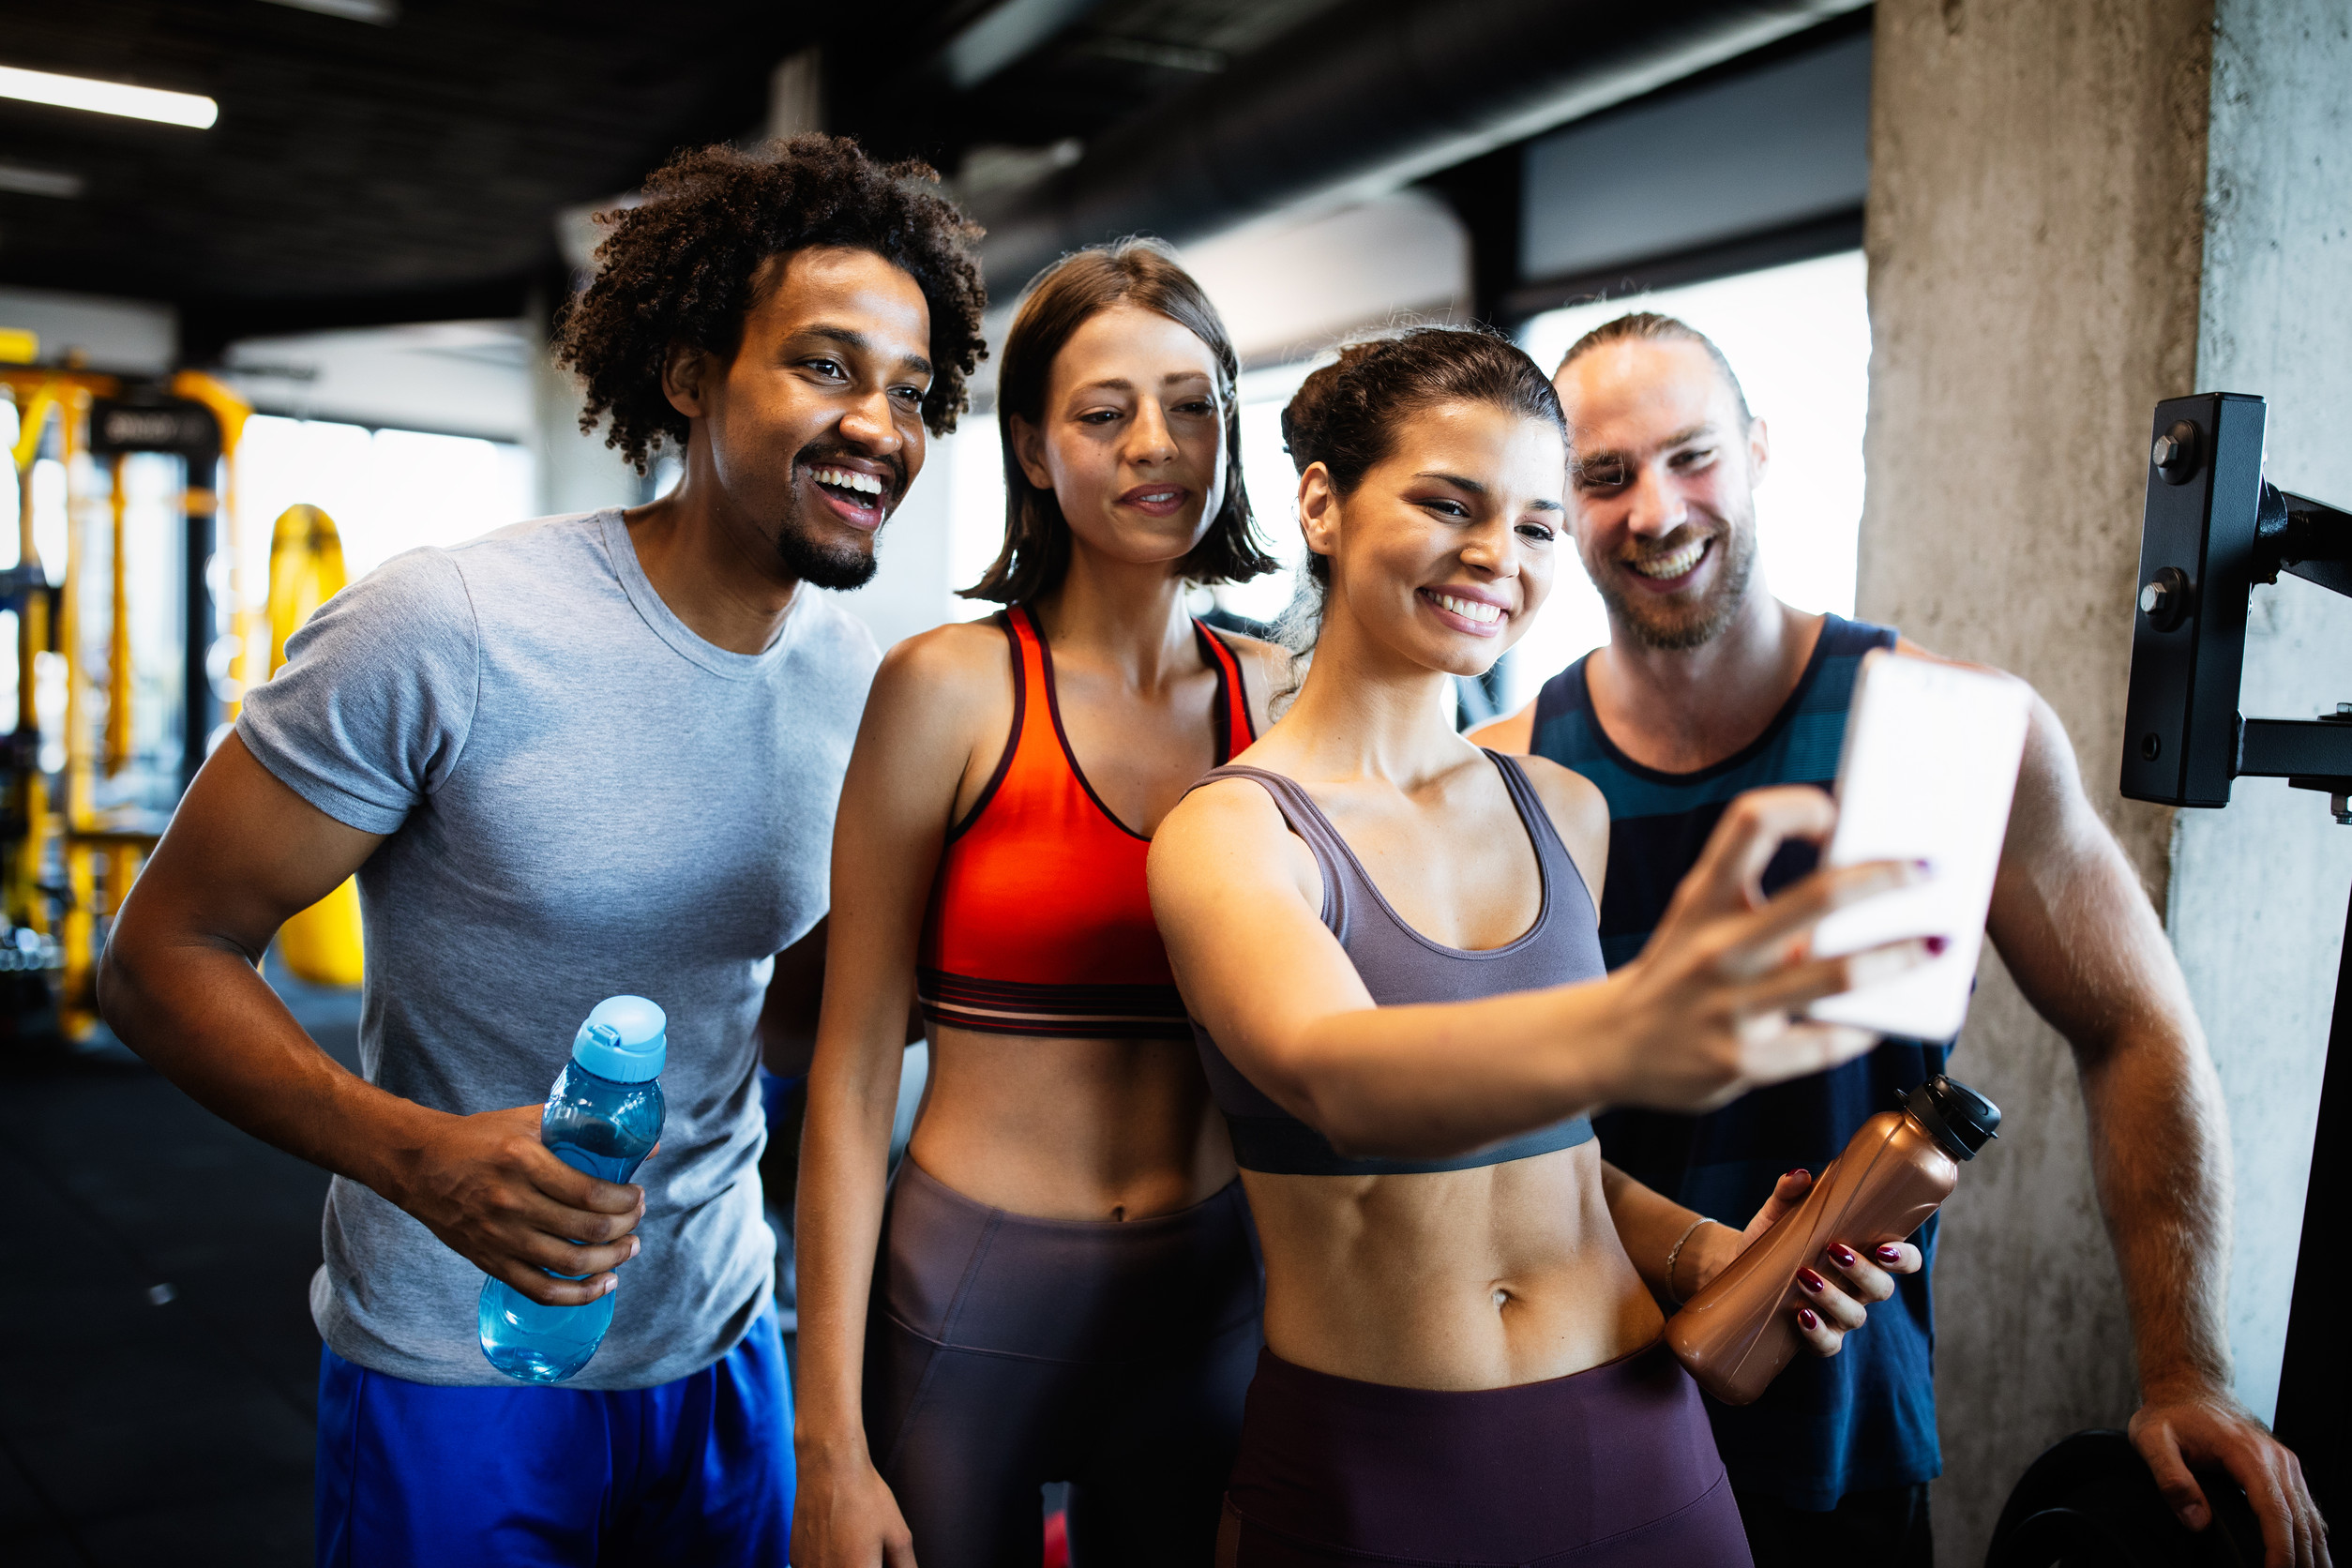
[{"x1": 1664, "y1": 1216, "x2": 1711, "y2": 1306}]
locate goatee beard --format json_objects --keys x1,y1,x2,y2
[
  {"x1": 780, "y1": 442, "x2": 901, "y2": 590},
  {"x1": 776, "y1": 512, "x2": 880, "y2": 591},
  {"x1": 1590, "y1": 521, "x2": 1756, "y2": 652}
]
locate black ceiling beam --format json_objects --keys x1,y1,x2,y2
[
  {"x1": 971, "y1": 0, "x2": 1869, "y2": 295},
  {"x1": 1501, "y1": 206, "x2": 1864, "y2": 325},
  {"x1": 1424, "y1": 144, "x2": 1528, "y2": 336}
]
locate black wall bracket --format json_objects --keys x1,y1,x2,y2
[{"x1": 2118, "y1": 391, "x2": 2347, "y2": 1525}]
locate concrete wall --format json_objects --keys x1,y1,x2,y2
[
  {"x1": 1863, "y1": 0, "x2": 2352, "y2": 1558},
  {"x1": 2176, "y1": 0, "x2": 2352, "y2": 1434},
  {"x1": 1859, "y1": 0, "x2": 2212, "y2": 1557}
]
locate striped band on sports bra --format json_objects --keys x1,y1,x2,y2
[{"x1": 915, "y1": 969, "x2": 1192, "y2": 1041}]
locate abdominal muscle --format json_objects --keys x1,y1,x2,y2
[
  {"x1": 905, "y1": 1024, "x2": 1238, "y2": 1221},
  {"x1": 1244, "y1": 1141, "x2": 1663, "y2": 1390}
]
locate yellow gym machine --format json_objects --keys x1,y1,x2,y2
[
  {"x1": 266, "y1": 503, "x2": 364, "y2": 988},
  {"x1": 1, "y1": 365, "x2": 269, "y2": 1042}
]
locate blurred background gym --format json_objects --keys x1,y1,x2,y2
[{"x1": 0, "y1": 2, "x2": 2343, "y2": 1564}]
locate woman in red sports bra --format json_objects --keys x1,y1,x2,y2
[{"x1": 794, "y1": 240, "x2": 1282, "y2": 1568}]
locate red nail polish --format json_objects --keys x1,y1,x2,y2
[
  {"x1": 1876, "y1": 1244, "x2": 1904, "y2": 1264},
  {"x1": 1797, "y1": 1268, "x2": 1826, "y2": 1293},
  {"x1": 1925, "y1": 934, "x2": 1949, "y2": 956},
  {"x1": 1798, "y1": 1307, "x2": 1819, "y2": 1332},
  {"x1": 1828, "y1": 1244, "x2": 1858, "y2": 1267},
  {"x1": 1787, "y1": 1168, "x2": 1810, "y2": 1180}
]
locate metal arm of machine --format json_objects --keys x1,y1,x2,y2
[
  {"x1": 2120, "y1": 391, "x2": 2348, "y2": 1526},
  {"x1": 2254, "y1": 480, "x2": 2352, "y2": 597}
]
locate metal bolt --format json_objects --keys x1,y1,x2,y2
[
  {"x1": 2140, "y1": 566, "x2": 2192, "y2": 630},
  {"x1": 2152, "y1": 420, "x2": 2200, "y2": 484}
]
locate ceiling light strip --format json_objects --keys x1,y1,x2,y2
[{"x1": 0, "y1": 64, "x2": 218, "y2": 129}]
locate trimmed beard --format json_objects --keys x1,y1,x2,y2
[
  {"x1": 776, "y1": 505, "x2": 881, "y2": 590},
  {"x1": 1588, "y1": 518, "x2": 1756, "y2": 652}
]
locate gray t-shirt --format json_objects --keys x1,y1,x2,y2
[{"x1": 239, "y1": 508, "x2": 878, "y2": 1388}]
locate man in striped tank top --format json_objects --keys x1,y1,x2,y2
[{"x1": 1473, "y1": 315, "x2": 2322, "y2": 1567}]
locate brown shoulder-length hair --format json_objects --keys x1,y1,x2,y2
[{"x1": 962, "y1": 238, "x2": 1277, "y2": 603}]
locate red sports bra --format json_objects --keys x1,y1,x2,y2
[{"x1": 916, "y1": 604, "x2": 1256, "y2": 1040}]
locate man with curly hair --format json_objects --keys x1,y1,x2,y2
[{"x1": 99, "y1": 135, "x2": 988, "y2": 1566}]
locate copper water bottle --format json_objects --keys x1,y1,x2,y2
[{"x1": 1664, "y1": 1075, "x2": 2000, "y2": 1406}]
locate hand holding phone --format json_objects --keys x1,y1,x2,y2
[{"x1": 1807, "y1": 650, "x2": 2032, "y2": 1040}]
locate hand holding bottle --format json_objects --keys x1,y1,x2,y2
[
  {"x1": 1674, "y1": 1168, "x2": 1924, "y2": 1359},
  {"x1": 1667, "y1": 1076, "x2": 2000, "y2": 1404},
  {"x1": 477, "y1": 995, "x2": 670, "y2": 1383},
  {"x1": 384, "y1": 1102, "x2": 648, "y2": 1306}
]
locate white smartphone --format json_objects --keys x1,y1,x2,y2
[{"x1": 1805, "y1": 649, "x2": 2032, "y2": 1040}]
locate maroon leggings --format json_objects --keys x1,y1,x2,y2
[{"x1": 1219, "y1": 1341, "x2": 1755, "y2": 1567}]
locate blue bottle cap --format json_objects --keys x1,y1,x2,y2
[{"x1": 570, "y1": 995, "x2": 667, "y2": 1083}]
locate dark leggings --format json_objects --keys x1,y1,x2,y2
[
  {"x1": 866, "y1": 1159, "x2": 1261, "y2": 1568},
  {"x1": 1219, "y1": 1341, "x2": 1754, "y2": 1567}
]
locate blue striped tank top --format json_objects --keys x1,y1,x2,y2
[{"x1": 1530, "y1": 613, "x2": 1949, "y2": 1509}]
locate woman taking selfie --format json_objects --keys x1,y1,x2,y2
[
  {"x1": 1148, "y1": 330, "x2": 1928, "y2": 1566},
  {"x1": 793, "y1": 240, "x2": 1280, "y2": 1568}
]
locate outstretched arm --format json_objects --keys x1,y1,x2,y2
[
  {"x1": 98, "y1": 735, "x2": 646, "y2": 1306},
  {"x1": 1151, "y1": 776, "x2": 1927, "y2": 1157},
  {"x1": 1977, "y1": 676, "x2": 2327, "y2": 1567}
]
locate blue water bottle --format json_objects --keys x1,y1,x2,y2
[{"x1": 477, "y1": 995, "x2": 667, "y2": 1384}]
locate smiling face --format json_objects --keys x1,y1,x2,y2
[
  {"x1": 1302, "y1": 398, "x2": 1566, "y2": 678},
  {"x1": 1556, "y1": 336, "x2": 1768, "y2": 650},
  {"x1": 670, "y1": 244, "x2": 933, "y2": 590},
  {"x1": 1010, "y1": 304, "x2": 1228, "y2": 573}
]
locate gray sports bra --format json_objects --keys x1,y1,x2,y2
[{"x1": 1186, "y1": 750, "x2": 1605, "y2": 1176}]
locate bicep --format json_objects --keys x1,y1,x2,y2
[
  {"x1": 1986, "y1": 696, "x2": 2188, "y2": 1045},
  {"x1": 116, "y1": 733, "x2": 386, "y2": 960},
  {"x1": 1148, "y1": 786, "x2": 1376, "y2": 1115}
]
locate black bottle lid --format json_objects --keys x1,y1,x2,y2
[{"x1": 1905, "y1": 1075, "x2": 2002, "y2": 1161}]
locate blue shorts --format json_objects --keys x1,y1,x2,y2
[{"x1": 315, "y1": 1305, "x2": 792, "y2": 1567}]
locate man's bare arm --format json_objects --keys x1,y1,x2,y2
[
  {"x1": 98, "y1": 734, "x2": 648, "y2": 1306},
  {"x1": 1983, "y1": 681, "x2": 2328, "y2": 1566}
]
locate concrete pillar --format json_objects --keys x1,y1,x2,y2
[{"x1": 1861, "y1": 0, "x2": 2352, "y2": 1557}]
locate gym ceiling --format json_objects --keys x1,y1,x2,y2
[{"x1": 0, "y1": 0, "x2": 1868, "y2": 360}]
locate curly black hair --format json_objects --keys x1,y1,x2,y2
[{"x1": 554, "y1": 135, "x2": 988, "y2": 473}]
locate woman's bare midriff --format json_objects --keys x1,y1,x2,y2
[
  {"x1": 1243, "y1": 1140, "x2": 1663, "y2": 1390},
  {"x1": 906, "y1": 1024, "x2": 1238, "y2": 1221}
]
